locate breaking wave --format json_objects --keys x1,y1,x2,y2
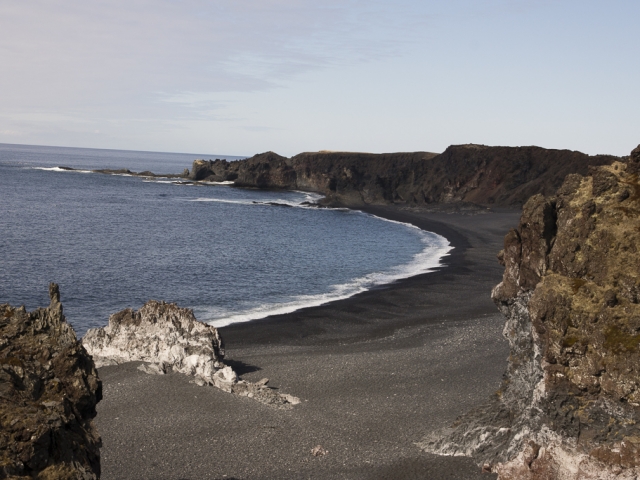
[{"x1": 196, "y1": 217, "x2": 452, "y2": 328}]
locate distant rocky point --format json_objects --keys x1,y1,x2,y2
[
  {"x1": 0, "y1": 284, "x2": 102, "y2": 479},
  {"x1": 82, "y1": 301, "x2": 300, "y2": 409},
  {"x1": 186, "y1": 145, "x2": 621, "y2": 207},
  {"x1": 63, "y1": 144, "x2": 623, "y2": 209},
  {"x1": 421, "y1": 145, "x2": 640, "y2": 479},
  {"x1": 56, "y1": 166, "x2": 188, "y2": 179}
]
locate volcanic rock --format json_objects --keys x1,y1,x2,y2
[
  {"x1": 82, "y1": 301, "x2": 300, "y2": 409},
  {"x1": 0, "y1": 284, "x2": 102, "y2": 479},
  {"x1": 82, "y1": 301, "x2": 225, "y2": 377},
  {"x1": 187, "y1": 145, "x2": 619, "y2": 207},
  {"x1": 420, "y1": 146, "x2": 640, "y2": 478}
]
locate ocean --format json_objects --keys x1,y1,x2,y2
[{"x1": 0, "y1": 143, "x2": 452, "y2": 336}]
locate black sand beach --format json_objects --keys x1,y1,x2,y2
[{"x1": 95, "y1": 206, "x2": 521, "y2": 479}]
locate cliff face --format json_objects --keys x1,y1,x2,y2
[
  {"x1": 421, "y1": 146, "x2": 640, "y2": 479},
  {"x1": 188, "y1": 145, "x2": 619, "y2": 207},
  {"x1": 0, "y1": 284, "x2": 102, "y2": 480}
]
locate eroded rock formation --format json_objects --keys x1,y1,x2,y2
[
  {"x1": 187, "y1": 145, "x2": 619, "y2": 207},
  {"x1": 0, "y1": 284, "x2": 102, "y2": 479},
  {"x1": 421, "y1": 146, "x2": 640, "y2": 479},
  {"x1": 82, "y1": 301, "x2": 300, "y2": 409}
]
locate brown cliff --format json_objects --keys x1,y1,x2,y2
[
  {"x1": 421, "y1": 145, "x2": 640, "y2": 479},
  {"x1": 0, "y1": 284, "x2": 102, "y2": 479},
  {"x1": 188, "y1": 145, "x2": 619, "y2": 207}
]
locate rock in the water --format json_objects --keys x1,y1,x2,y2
[
  {"x1": 421, "y1": 151, "x2": 640, "y2": 479},
  {"x1": 0, "y1": 284, "x2": 102, "y2": 479},
  {"x1": 82, "y1": 301, "x2": 300, "y2": 409}
]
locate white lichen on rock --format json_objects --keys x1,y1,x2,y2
[{"x1": 82, "y1": 300, "x2": 299, "y2": 409}]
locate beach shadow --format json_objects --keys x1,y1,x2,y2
[{"x1": 224, "y1": 358, "x2": 261, "y2": 375}]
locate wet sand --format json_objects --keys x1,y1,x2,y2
[{"x1": 95, "y1": 206, "x2": 521, "y2": 479}]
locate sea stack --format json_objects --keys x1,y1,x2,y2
[
  {"x1": 421, "y1": 146, "x2": 640, "y2": 478},
  {"x1": 0, "y1": 284, "x2": 102, "y2": 479}
]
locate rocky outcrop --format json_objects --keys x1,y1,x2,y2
[
  {"x1": 187, "y1": 145, "x2": 619, "y2": 207},
  {"x1": 82, "y1": 301, "x2": 300, "y2": 409},
  {"x1": 82, "y1": 301, "x2": 225, "y2": 376},
  {"x1": 0, "y1": 284, "x2": 102, "y2": 479},
  {"x1": 421, "y1": 146, "x2": 640, "y2": 479}
]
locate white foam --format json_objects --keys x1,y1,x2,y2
[
  {"x1": 293, "y1": 191, "x2": 325, "y2": 203},
  {"x1": 31, "y1": 166, "x2": 92, "y2": 173},
  {"x1": 186, "y1": 197, "x2": 320, "y2": 208},
  {"x1": 189, "y1": 197, "x2": 254, "y2": 205},
  {"x1": 199, "y1": 224, "x2": 452, "y2": 328}
]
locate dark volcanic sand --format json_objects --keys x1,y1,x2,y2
[{"x1": 95, "y1": 206, "x2": 521, "y2": 479}]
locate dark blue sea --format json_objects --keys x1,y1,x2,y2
[{"x1": 0, "y1": 143, "x2": 451, "y2": 336}]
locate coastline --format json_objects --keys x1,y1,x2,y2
[
  {"x1": 95, "y1": 205, "x2": 521, "y2": 479},
  {"x1": 204, "y1": 205, "x2": 453, "y2": 329},
  {"x1": 219, "y1": 205, "x2": 514, "y2": 348}
]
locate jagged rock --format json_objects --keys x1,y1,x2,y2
[
  {"x1": 421, "y1": 149, "x2": 640, "y2": 478},
  {"x1": 626, "y1": 144, "x2": 640, "y2": 174},
  {"x1": 187, "y1": 146, "x2": 619, "y2": 207},
  {"x1": 0, "y1": 284, "x2": 102, "y2": 479},
  {"x1": 211, "y1": 365, "x2": 237, "y2": 392},
  {"x1": 82, "y1": 301, "x2": 300, "y2": 409},
  {"x1": 83, "y1": 301, "x2": 225, "y2": 381}
]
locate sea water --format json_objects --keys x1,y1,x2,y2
[{"x1": 0, "y1": 143, "x2": 451, "y2": 336}]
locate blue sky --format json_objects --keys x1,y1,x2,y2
[{"x1": 0, "y1": 0, "x2": 638, "y2": 156}]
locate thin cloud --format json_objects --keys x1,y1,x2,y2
[
  {"x1": 0, "y1": 1, "x2": 428, "y2": 104},
  {"x1": 0, "y1": 0, "x2": 435, "y2": 147},
  {"x1": 2, "y1": 0, "x2": 633, "y2": 156}
]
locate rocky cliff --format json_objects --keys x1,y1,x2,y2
[
  {"x1": 420, "y1": 146, "x2": 640, "y2": 479},
  {"x1": 188, "y1": 145, "x2": 619, "y2": 207},
  {"x1": 0, "y1": 284, "x2": 102, "y2": 480},
  {"x1": 83, "y1": 301, "x2": 300, "y2": 409}
]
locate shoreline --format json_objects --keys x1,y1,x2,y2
[
  {"x1": 219, "y1": 204, "x2": 506, "y2": 347},
  {"x1": 205, "y1": 204, "x2": 454, "y2": 329},
  {"x1": 96, "y1": 204, "x2": 522, "y2": 479},
  {"x1": 17, "y1": 162, "x2": 495, "y2": 337}
]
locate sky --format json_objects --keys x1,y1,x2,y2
[{"x1": 0, "y1": 0, "x2": 638, "y2": 157}]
